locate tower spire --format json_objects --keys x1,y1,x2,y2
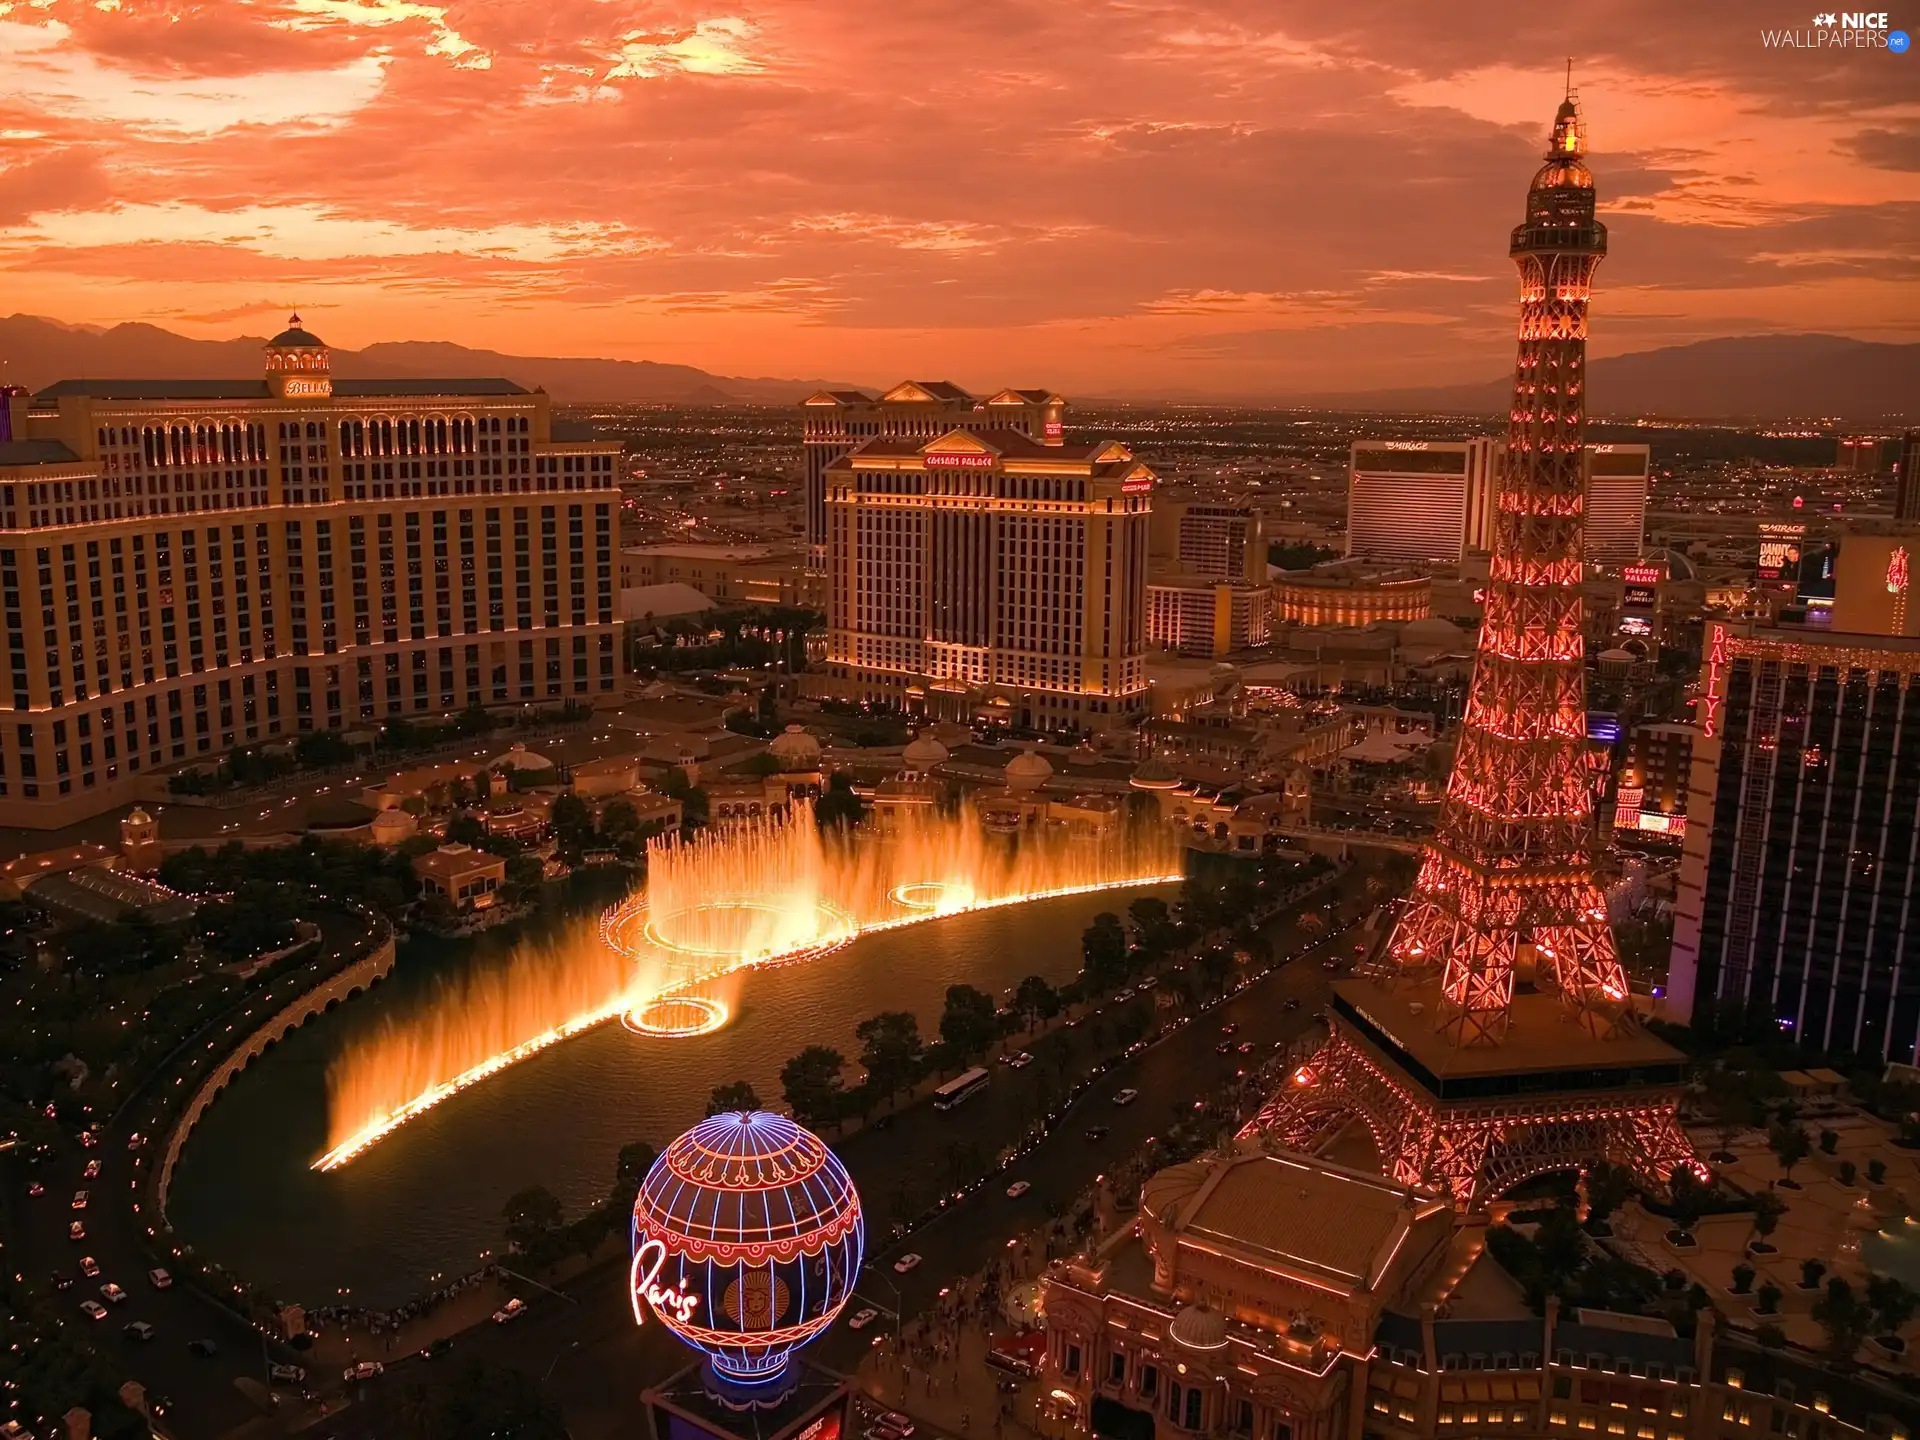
[{"x1": 1379, "y1": 94, "x2": 1623, "y2": 1045}]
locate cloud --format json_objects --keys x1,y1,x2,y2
[{"x1": 0, "y1": 0, "x2": 1911, "y2": 394}]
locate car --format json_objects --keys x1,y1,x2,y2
[
  {"x1": 1322, "y1": 959, "x2": 1340, "y2": 971},
  {"x1": 126, "y1": 1133, "x2": 146, "y2": 1151},
  {"x1": 343, "y1": 1361, "x2": 383, "y2": 1382},
  {"x1": 79, "y1": 1300, "x2": 108, "y2": 1321},
  {"x1": 1237, "y1": 1042, "x2": 1255, "y2": 1054},
  {"x1": 1005, "y1": 1180, "x2": 1031, "y2": 1199},
  {"x1": 148, "y1": 1268, "x2": 172, "y2": 1290},
  {"x1": 1136, "y1": 976, "x2": 1158, "y2": 990},
  {"x1": 70, "y1": 1190, "x2": 87, "y2": 1210},
  {"x1": 269, "y1": 1363, "x2": 306, "y2": 1383},
  {"x1": 1220, "y1": 1023, "x2": 1239, "y2": 1035},
  {"x1": 79, "y1": 1256, "x2": 100, "y2": 1277},
  {"x1": 124, "y1": 1321, "x2": 155, "y2": 1343},
  {"x1": 892, "y1": 1254, "x2": 922, "y2": 1274},
  {"x1": 1114, "y1": 987, "x2": 1136, "y2": 1001},
  {"x1": 26, "y1": 1181, "x2": 44, "y2": 1197},
  {"x1": 79, "y1": 1130, "x2": 98, "y2": 1149},
  {"x1": 873, "y1": 1412, "x2": 916, "y2": 1440},
  {"x1": 847, "y1": 1307, "x2": 880, "y2": 1331},
  {"x1": 82, "y1": 1160, "x2": 101, "y2": 1180},
  {"x1": 51, "y1": 1272, "x2": 74, "y2": 1292},
  {"x1": 418, "y1": 1336, "x2": 454, "y2": 1360},
  {"x1": 492, "y1": 1298, "x2": 527, "y2": 1324},
  {"x1": 1083, "y1": 1125, "x2": 1109, "y2": 1141},
  {"x1": 67, "y1": 1221, "x2": 85, "y2": 1241},
  {"x1": 100, "y1": 1283, "x2": 128, "y2": 1305},
  {"x1": 1215, "y1": 1041, "x2": 1234, "y2": 1055},
  {"x1": 1283, "y1": 998, "x2": 1300, "y2": 1012},
  {"x1": 1113, "y1": 1088, "x2": 1139, "y2": 1106},
  {"x1": 870, "y1": 1113, "x2": 895, "y2": 1132},
  {"x1": 188, "y1": 1339, "x2": 219, "y2": 1358},
  {"x1": 1354, "y1": 942, "x2": 1367, "y2": 954},
  {"x1": 1006, "y1": 1051, "x2": 1033, "y2": 1069}
]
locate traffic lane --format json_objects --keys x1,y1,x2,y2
[
  {"x1": 11, "y1": 913, "x2": 382, "y2": 1434},
  {"x1": 14, "y1": 1145, "x2": 271, "y2": 1437},
  {"x1": 816, "y1": 918, "x2": 1365, "y2": 1369}
]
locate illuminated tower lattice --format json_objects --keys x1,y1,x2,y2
[
  {"x1": 1243, "y1": 88, "x2": 1696, "y2": 1211},
  {"x1": 1386, "y1": 88, "x2": 1629, "y2": 1047}
]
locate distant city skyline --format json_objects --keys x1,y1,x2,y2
[{"x1": 1, "y1": 1, "x2": 1914, "y2": 395}]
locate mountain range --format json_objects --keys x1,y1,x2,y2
[
  {"x1": 1306, "y1": 334, "x2": 1917, "y2": 423},
  {"x1": 2, "y1": 317, "x2": 1911, "y2": 422},
  {"x1": 0, "y1": 316, "x2": 859, "y2": 406}
]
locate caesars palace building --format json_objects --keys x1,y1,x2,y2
[{"x1": 0, "y1": 317, "x2": 622, "y2": 830}]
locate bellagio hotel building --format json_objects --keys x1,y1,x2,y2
[
  {"x1": 0, "y1": 317, "x2": 620, "y2": 829},
  {"x1": 805, "y1": 384, "x2": 1154, "y2": 734}
]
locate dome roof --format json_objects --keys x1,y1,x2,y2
[
  {"x1": 634, "y1": 1111, "x2": 862, "y2": 1264},
  {"x1": 769, "y1": 724, "x2": 823, "y2": 768},
  {"x1": 1169, "y1": 1302, "x2": 1230, "y2": 1351},
  {"x1": 267, "y1": 313, "x2": 326, "y2": 348},
  {"x1": 125, "y1": 807, "x2": 153, "y2": 825},
  {"x1": 901, "y1": 731, "x2": 948, "y2": 771},
  {"x1": 1400, "y1": 616, "x2": 1466, "y2": 647},
  {"x1": 1139, "y1": 1160, "x2": 1209, "y2": 1226},
  {"x1": 490, "y1": 741, "x2": 554, "y2": 771},
  {"x1": 1130, "y1": 756, "x2": 1180, "y2": 790},
  {"x1": 1003, "y1": 747, "x2": 1053, "y2": 791}
]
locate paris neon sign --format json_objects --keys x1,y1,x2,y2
[{"x1": 629, "y1": 1236, "x2": 701, "y2": 1327}]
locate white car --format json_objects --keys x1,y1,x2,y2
[
  {"x1": 1113, "y1": 1088, "x2": 1139, "y2": 1106},
  {"x1": 269, "y1": 1363, "x2": 306, "y2": 1383},
  {"x1": 79, "y1": 1300, "x2": 108, "y2": 1321},
  {"x1": 343, "y1": 1361, "x2": 384, "y2": 1382},
  {"x1": 492, "y1": 1298, "x2": 527, "y2": 1324},
  {"x1": 847, "y1": 1307, "x2": 880, "y2": 1331},
  {"x1": 892, "y1": 1254, "x2": 922, "y2": 1274},
  {"x1": 1006, "y1": 1181, "x2": 1031, "y2": 1199},
  {"x1": 82, "y1": 1160, "x2": 101, "y2": 1180},
  {"x1": 99, "y1": 1283, "x2": 128, "y2": 1305},
  {"x1": 1006, "y1": 1051, "x2": 1033, "y2": 1069}
]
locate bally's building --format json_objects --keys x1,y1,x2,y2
[
  {"x1": 806, "y1": 388, "x2": 1153, "y2": 733},
  {"x1": 0, "y1": 317, "x2": 621, "y2": 829}
]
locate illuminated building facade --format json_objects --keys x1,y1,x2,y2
[
  {"x1": 1834, "y1": 434, "x2": 1896, "y2": 474},
  {"x1": 800, "y1": 382, "x2": 1061, "y2": 571},
  {"x1": 1348, "y1": 440, "x2": 1647, "y2": 569},
  {"x1": 0, "y1": 317, "x2": 621, "y2": 829},
  {"x1": 1897, "y1": 430, "x2": 1920, "y2": 523},
  {"x1": 1245, "y1": 94, "x2": 1694, "y2": 1209},
  {"x1": 1612, "y1": 721, "x2": 1693, "y2": 838},
  {"x1": 1582, "y1": 445, "x2": 1652, "y2": 568},
  {"x1": 1157, "y1": 501, "x2": 1265, "y2": 584},
  {"x1": 1272, "y1": 563, "x2": 1432, "y2": 627},
  {"x1": 1147, "y1": 579, "x2": 1270, "y2": 658},
  {"x1": 1830, "y1": 524, "x2": 1920, "y2": 637},
  {"x1": 1668, "y1": 622, "x2": 1920, "y2": 1061},
  {"x1": 818, "y1": 427, "x2": 1153, "y2": 733},
  {"x1": 1040, "y1": 1146, "x2": 1451, "y2": 1440},
  {"x1": 1346, "y1": 439, "x2": 1501, "y2": 565},
  {"x1": 620, "y1": 543, "x2": 819, "y2": 609}
]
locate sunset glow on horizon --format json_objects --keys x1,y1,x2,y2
[{"x1": 2, "y1": 0, "x2": 1916, "y2": 395}]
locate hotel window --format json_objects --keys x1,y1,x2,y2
[
  {"x1": 1235, "y1": 1401, "x2": 1253, "y2": 1434},
  {"x1": 1140, "y1": 1366, "x2": 1157, "y2": 1398},
  {"x1": 1064, "y1": 1344, "x2": 1080, "y2": 1377},
  {"x1": 1108, "y1": 1354, "x2": 1125, "y2": 1385}
]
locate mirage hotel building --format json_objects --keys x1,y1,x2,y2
[{"x1": 0, "y1": 317, "x2": 621, "y2": 828}]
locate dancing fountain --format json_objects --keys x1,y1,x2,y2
[{"x1": 315, "y1": 800, "x2": 1180, "y2": 1171}]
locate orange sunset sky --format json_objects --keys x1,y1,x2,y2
[{"x1": 1, "y1": 0, "x2": 1916, "y2": 396}]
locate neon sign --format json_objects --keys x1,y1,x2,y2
[
  {"x1": 1701, "y1": 623, "x2": 1730, "y2": 739},
  {"x1": 1043, "y1": 422, "x2": 1063, "y2": 438},
  {"x1": 629, "y1": 1236, "x2": 701, "y2": 1327},
  {"x1": 1122, "y1": 475, "x2": 1153, "y2": 493},
  {"x1": 1888, "y1": 546, "x2": 1909, "y2": 594},
  {"x1": 924, "y1": 452, "x2": 993, "y2": 469},
  {"x1": 1622, "y1": 564, "x2": 1662, "y2": 585}
]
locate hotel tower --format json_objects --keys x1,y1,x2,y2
[
  {"x1": 0, "y1": 317, "x2": 621, "y2": 829},
  {"x1": 803, "y1": 386, "x2": 1153, "y2": 733}
]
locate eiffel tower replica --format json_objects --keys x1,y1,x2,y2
[{"x1": 1243, "y1": 85, "x2": 1696, "y2": 1211}]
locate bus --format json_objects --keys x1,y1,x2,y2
[{"x1": 933, "y1": 1067, "x2": 990, "y2": 1111}]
